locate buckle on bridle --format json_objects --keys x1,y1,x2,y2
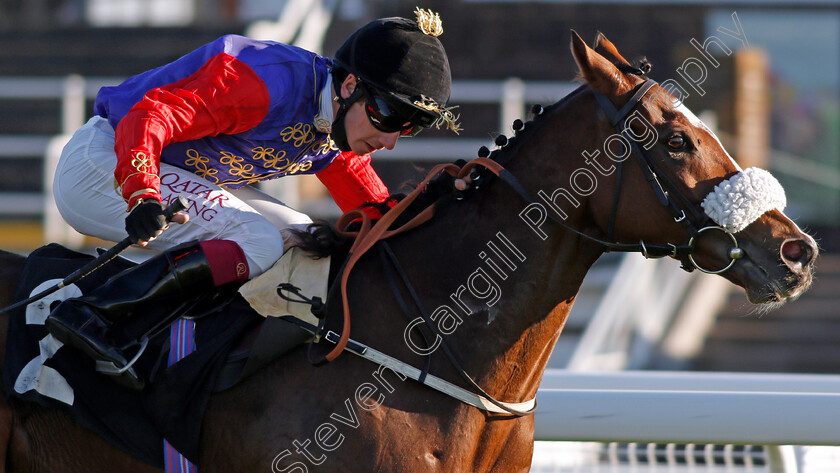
[
  {"x1": 686, "y1": 226, "x2": 744, "y2": 274},
  {"x1": 639, "y1": 241, "x2": 682, "y2": 259}
]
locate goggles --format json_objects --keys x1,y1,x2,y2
[{"x1": 360, "y1": 84, "x2": 424, "y2": 137}]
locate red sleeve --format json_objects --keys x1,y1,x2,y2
[
  {"x1": 316, "y1": 151, "x2": 391, "y2": 219},
  {"x1": 115, "y1": 52, "x2": 270, "y2": 210}
]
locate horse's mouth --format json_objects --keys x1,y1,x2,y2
[
  {"x1": 747, "y1": 282, "x2": 790, "y2": 305},
  {"x1": 736, "y1": 257, "x2": 813, "y2": 305}
]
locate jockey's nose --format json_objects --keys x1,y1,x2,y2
[
  {"x1": 379, "y1": 132, "x2": 399, "y2": 150},
  {"x1": 781, "y1": 235, "x2": 817, "y2": 271}
]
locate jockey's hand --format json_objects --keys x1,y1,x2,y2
[
  {"x1": 170, "y1": 212, "x2": 189, "y2": 225},
  {"x1": 125, "y1": 199, "x2": 173, "y2": 245},
  {"x1": 454, "y1": 175, "x2": 472, "y2": 191}
]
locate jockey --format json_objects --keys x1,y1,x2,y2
[{"x1": 45, "y1": 9, "x2": 459, "y2": 375}]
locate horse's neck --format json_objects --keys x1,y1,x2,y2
[
  {"x1": 356, "y1": 94, "x2": 609, "y2": 403},
  {"x1": 458, "y1": 226, "x2": 603, "y2": 401},
  {"x1": 443, "y1": 101, "x2": 610, "y2": 400},
  {"x1": 376, "y1": 174, "x2": 604, "y2": 403}
]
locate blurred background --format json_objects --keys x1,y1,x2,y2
[{"x1": 1, "y1": 1, "x2": 839, "y2": 471}]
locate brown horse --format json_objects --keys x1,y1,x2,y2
[{"x1": 0, "y1": 32, "x2": 816, "y2": 472}]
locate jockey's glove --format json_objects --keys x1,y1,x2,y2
[{"x1": 126, "y1": 198, "x2": 168, "y2": 243}]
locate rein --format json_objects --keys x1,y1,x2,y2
[
  {"x1": 311, "y1": 159, "x2": 538, "y2": 416},
  {"x1": 321, "y1": 161, "x2": 463, "y2": 363}
]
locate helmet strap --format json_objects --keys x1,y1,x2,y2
[{"x1": 330, "y1": 80, "x2": 365, "y2": 152}]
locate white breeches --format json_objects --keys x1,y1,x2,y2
[{"x1": 53, "y1": 116, "x2": 312, "y2": 276}]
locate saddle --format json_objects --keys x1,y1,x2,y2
[{"x1": 2, "y1": 243, "x2": 328, "y2": 467}]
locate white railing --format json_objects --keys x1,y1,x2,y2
[
  {"x1": 537, "y1": 370, "x2": 840, "y2": 444},
  {"x1": 0, "y1": 75, "x2": 120, "y2": 224},
  {"x1": 533, "y1": 370, "x2": 840, "y2": 472},
  {"x1": 531, "y1": 441, "x2": 783, "y2": 473},
  {"x1": 565, "y1": 253, "x2": 732, "y2": 371},
  {"x1": 0, "y1": 74, "x2": 576, "y2": 227},
  {"x1": 245, "y1": 0, "x2": 339, "y2": 53}
]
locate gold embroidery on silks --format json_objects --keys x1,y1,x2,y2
[
  {"x1": 285, "y1": 160, "x2": 313, "y2": 174},
  {"x1": 180, "y1": 122, "x2": 337, "y2": 186},
  {"x1": 220, "y1": 151, "x2": 257, "y2": 179},
  {"x1": 131, "y1": 151, "x2": 153, "y2": 173},
  {"x1": 280, "y1": 123, "x2": 315, "y2": 148},
  {"x1": 251, "y1": 146, "x2": 311, "y2": 174},
  {"x1": 252, "y1": 146, "x2": 287, "y2": 168},
  {"x1": 185, "y1": 149, "x2": 219, "y2": 181},
  {"x1": 312, "y1": 136, "x2": 338, "y2": 155}
]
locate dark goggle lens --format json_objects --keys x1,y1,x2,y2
[{"x1": 364, "y1": 93, "x2": 423, "y2": 137}]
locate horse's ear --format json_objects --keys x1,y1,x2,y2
[
  {"x1": 593, "y1": 31, "x2": 631, "y2": 66},
  {"x1": 570, "y1": 30, "x2": 633, "y2": 97}
]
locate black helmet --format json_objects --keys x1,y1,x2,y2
[{"x1": 332, "y1": 8, "x2": 457, "y2": 132}]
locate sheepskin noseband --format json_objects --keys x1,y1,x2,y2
[{"x1": 701, "y1": 167, "x2": 786, "y2": 233}]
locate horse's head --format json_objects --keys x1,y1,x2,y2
[{"x1": 547, "y1": 31, "x2": 816, "y2": 305}]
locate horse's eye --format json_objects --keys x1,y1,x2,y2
[{"x1": 667, "y1": 133, "x2": 687, "y2": 150}]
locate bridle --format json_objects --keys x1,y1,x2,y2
[
  {"x1": 306, "y1": 78, "x2": 751, "y2": 418},
  {"x1": 494, "y1": 79, "x2": 745, "y2": 274}
]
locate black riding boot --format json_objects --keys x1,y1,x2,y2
[{"x1": 45, "y1": 241, "x2": 214, "y2": 384}]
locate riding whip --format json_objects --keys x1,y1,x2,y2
[{"x1": 0, "y1": 196, "x2": 188, "y2": 314}]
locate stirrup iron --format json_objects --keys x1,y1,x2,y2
[{"x1": 94, "y1": 336, "x2": 150, "y2": 390}]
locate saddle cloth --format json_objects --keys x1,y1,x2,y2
[{"x1": 2, "y1": 243, "x2": 323, "y2": 467}]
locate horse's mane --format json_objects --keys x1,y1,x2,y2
[{"x1": 289, "y1": 221, "x2": 350, "y2": 259}]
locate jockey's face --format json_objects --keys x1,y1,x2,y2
[{"x1": 337, "y1": 75, "x2": 401, "y2": 155}]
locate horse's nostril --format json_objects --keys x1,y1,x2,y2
[
  {"x1": 781, "y1": 239, "x2": 813, "y2": 265},
  {"x1": 782, "y1": 240, "x2": 803, "y2": 261}
]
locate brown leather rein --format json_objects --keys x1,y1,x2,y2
[
  {"x1": 323, "y1": 79, "x2": 742, "y2": 363},
  {"x1": 325, "y1": 157, "x2": 505, "y2": 362}
]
